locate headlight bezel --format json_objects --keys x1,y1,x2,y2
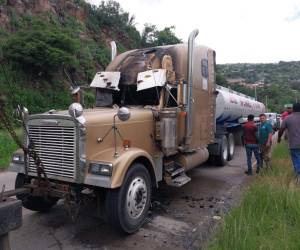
[{"x1": 89, "y1": 162, "x2": 113, "y2": 176}]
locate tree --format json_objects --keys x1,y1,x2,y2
[
  {"x1": 155, "y1": 26, "x2": 181, "y2": 46},
  {"x1": 142, "y1": 24, "x2": 181, "y2": 47},
  {"x1": 216, "y1": 73, "x2": 229, "y2": 87},
  {"x1": 141, "y1": 23, "x2": 157, "y2": 46},
  {"x1": 2, "y1": 24, "x2": 79, "y2": 78}
]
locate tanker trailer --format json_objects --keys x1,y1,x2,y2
[{"x1": 207, "y1": 85, "x2": 265, "y2": 165}]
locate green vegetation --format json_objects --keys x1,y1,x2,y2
[
  {"x1": 0, "y1": 0, "x2": 181, "y2": 115},
  {"x1": 3, "y1": 25, "x2": 80, "y2": 78},
  {"x1": 141, "y1": 24, "x2": 182, "y2": 47},
  {"x1": 0, "y1": 129, "x2": 20, "y2": 169},
  {"x1": 208, "y1": 143, "x2": 300, "y2": 250},
  {"x1": 217, "y1": 63, "x2": 300, "y2": 112}
]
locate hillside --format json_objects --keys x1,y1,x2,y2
[
  {"x1": 0, "y1": 0, "x2": 180, "y2": 114},
  {"x1": 217, "y1": 62, "x2": 300, "y2": 112}
]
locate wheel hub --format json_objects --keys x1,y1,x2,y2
[
  {"x1": 223, "y1": 141, "x2": 228, "y2": 160},
  {"x1": 126, "y1": 177, "x2": 147, "y2": 219},
  {"x1": 229, "y1": 138, "x2": 234, "y2": 155}
]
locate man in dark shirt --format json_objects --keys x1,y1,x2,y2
[
  {"x1": 278, "y1": 103, "x2": 300, "y2": 181},
  {"x1": 243, "y1": 114, "x2": 262, "y2": 175}
]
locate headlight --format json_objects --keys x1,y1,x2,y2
[
  {"x1": 68, "y1": 102, "x2": 85, "y2": 125},
  {"x1": 68, "y1": 102, "x2": 83, "y2": 118},
  {"x1": 12, "y1": 154, "x2": 24, "y2": 163},
  {"x1": 89, "y1": 162, "x2": 113, "y2": 176}
]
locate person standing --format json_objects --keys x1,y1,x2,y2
[
  {"x1": 242, "y1": 114, "x2": 262, "y2": 175},
  {"x1": 258, "y1": 113, "x2": 273, "y2": 169},
  {"x1": 281, "y1": 105, "x2": 293, "y2": 121},
  {"x1": 278, "y1": 103, "x2": 300, "y2": 181},
  {"x1": 281, "y1": 105, "x2": 293, "y2": 140}
]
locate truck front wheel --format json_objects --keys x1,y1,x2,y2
[
  {"x1": 105, "y1": 163, "x2": 151, "y2": 234},
  {"x1": 15, "y1": 173, "x2": 58, "y2": 212}
]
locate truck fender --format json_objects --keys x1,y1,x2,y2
[{"x1": 110, "y1": 148, "x2": 158, "y2": 189}]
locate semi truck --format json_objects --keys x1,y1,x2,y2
[{"x1": 8, "y1": 29, "x2": 265, "y2": 233}]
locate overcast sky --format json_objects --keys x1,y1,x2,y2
[{"x1": 86, "y1": 0, "x2": 300, "y2": 63}]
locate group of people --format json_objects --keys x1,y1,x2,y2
[
  {"x1": 242, "y1": 113, "x2": 273, "y2": 175},
  {"x1": 242, "y1": 103, "x2": 300, "y2": 180}
]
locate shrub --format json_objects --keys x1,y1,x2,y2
[{"x1": 2, "y1": 24, "x2": 80, "y2": 78}]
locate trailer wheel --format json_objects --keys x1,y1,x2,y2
[
  {"x1": 215, "y1": 135, "x2": 228, "y2": 166},
  {"x1": 227, "y1": 133, "x2": 235, "y2": 161},
  {"x1": 105, "y1": 163, "x2": 151, "y2": 234},
  {"x1": 15, "y1": 173, "x2": 58, "y2": 212}
]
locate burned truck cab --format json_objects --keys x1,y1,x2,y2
[{"x1": 10, "y1": 30, "x2": 217, "y2": 233}]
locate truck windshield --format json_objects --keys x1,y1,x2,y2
[
  {"x1": 113, "y1": 85, "x2": 161, "y2": 106},
  {"x1": 95, "y1": 86, "x2": 161, "y2": 107}
]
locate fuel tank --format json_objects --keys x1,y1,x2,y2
[{"x1": 215, "y1": 85, "x2": 265, "y2": 124}]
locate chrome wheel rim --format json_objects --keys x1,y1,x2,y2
[
  {"x1": 126, "y1": 176, "x2": 148, "y2": 219},
  {"x1": 229, "y1": 136, "x2": 234, "y2": 156},
  {"x1": 223, "y1": 140, "x2": 228, "y2": 160}
]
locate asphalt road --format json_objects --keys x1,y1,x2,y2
[{"x1": 1, "y1": 146, "x2": 252, "y2": 250}]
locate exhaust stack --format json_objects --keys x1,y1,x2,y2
[
  {"x1": 110, "y1": 41, "x2": 117, "y2": 62},
  {"x1": 185, "y1": 29, "x2": 199, "y2": 146}
]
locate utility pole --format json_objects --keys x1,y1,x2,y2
[
  {"x1": 265, "y1": 95, "x2": 268, "y2": 111},
  {"x1": 291, "y1": 90, "x2": 298, "y2": 103}
]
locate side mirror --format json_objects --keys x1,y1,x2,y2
[
  {"x1": 117, "y1": 107, "x2": 130, "y2": 121},
  {"x1": 22, "y1": 107, "x2": 29, "y2": 120},
  {"x1": 14, "y1": 106, "x2": 29, "y2": 121}
]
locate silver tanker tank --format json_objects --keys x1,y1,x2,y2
[{"x1": 215, "y1": 85, "x2": 265, "y2": 124}]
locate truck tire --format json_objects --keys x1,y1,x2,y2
[
  {"x1": 15, "y1": 173, "x2": 58, "y2": 212},
  {"x1": 227, "y1": 133, "x2": 235, "y2": 161},
  {"x1": 215, "y1": 135, "x2": 228, "y2": 166},
  {"x1": 105, "y1": 163, "x2": 151, "y2": 234}
]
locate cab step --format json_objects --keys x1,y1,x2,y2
[
  {"x1": 164, "y1": 161, "x2": 185, "y2": 177},
  {"x1": 165, "y1": 172, "x2": 191, "y2": 187},
  {"x1": 164, "y1": 161, "x2": 191, "y2": 187}
]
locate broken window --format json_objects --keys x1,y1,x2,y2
[
  {"x1": 95, "y1": 88, "x2": 113, "y2": 107},
  {"x1": 113, "y1": 85, "x2": 162, "y2": 106}
]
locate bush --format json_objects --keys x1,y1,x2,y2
[
  {"x1": 2, "y1": 24, "x2": 80, "y2": 78},
  {"x1": 0, "y1": 129, "x2": 19, "y2": 169}
]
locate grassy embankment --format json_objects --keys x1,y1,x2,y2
[
  {"x1": 0, "y1": 129, "x2": 20, "y2": 169},
  {"x1": 208, "y1": 142, "x2": 300, "y2": 249}
]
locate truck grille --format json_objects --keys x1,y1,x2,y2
[{"x1": 28, "y1": 125, "x2": 76, "y2": 179}]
